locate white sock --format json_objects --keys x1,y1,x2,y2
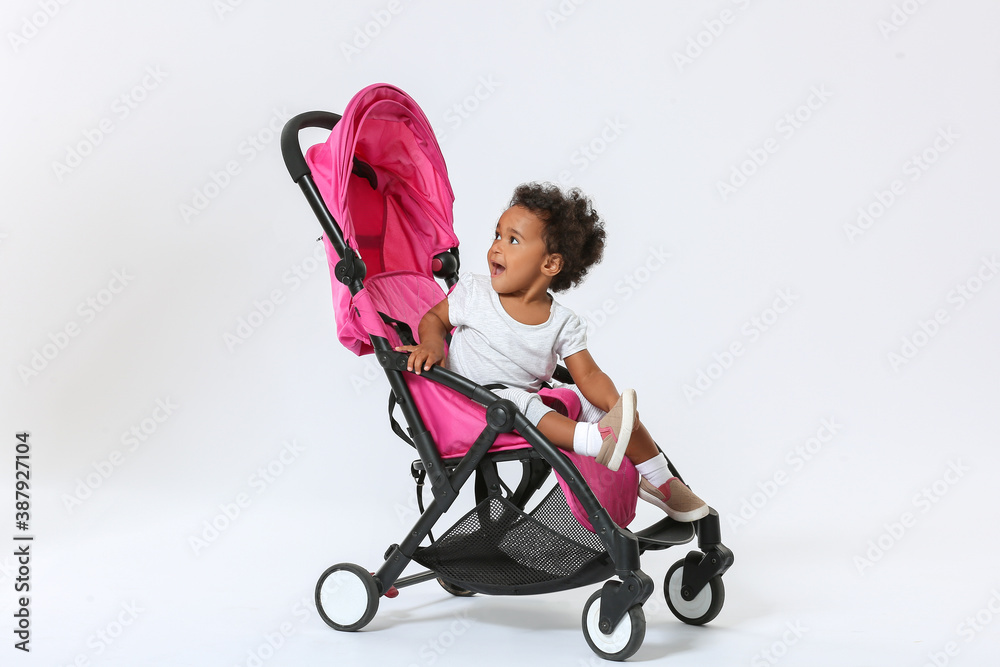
[
  {"x1": 635, "y1": 453, "x2": 670, "y2": 487},
  {"x1": 572, "y1": 422, "x2": 604, "y2": 457}
]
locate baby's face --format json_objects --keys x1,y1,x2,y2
[{"x1": 487, "y1": 206, "x2": 553, "y2": 296}]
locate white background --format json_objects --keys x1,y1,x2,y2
[{"x1": 2, "y1": 1, "x2": 999, "y2": 665}]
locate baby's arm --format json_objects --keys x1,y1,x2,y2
[
  {"x1": 563, "y1": 350, "x2": 621, "y2": 414},
  {"x1": 394, "y1": 297, "x2": 451, "y2": 375}
]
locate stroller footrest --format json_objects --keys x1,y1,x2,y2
[{"x1": 633, "y1": 516, "x2": 697, "y2": 551}]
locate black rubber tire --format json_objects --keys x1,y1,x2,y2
[
  {"x1": 315, "y1": 563, "x2": 380, "y2": 631},
  {"x1": 581, "y1": 588, "x2": 646, "y2": 661},
  {"x1": 663, "y1": 558, "x2": 725, "y2": 626},
  {"x1": 437, "y1": 577, "x2": 476, "y2": 597}
]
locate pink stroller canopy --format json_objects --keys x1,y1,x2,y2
[
  {"x1": 305, "y1": 84, "x2": 458, "y2": 356},
  {"x1": 306, "y1": 83, "x2": 458, "y2": 278}
]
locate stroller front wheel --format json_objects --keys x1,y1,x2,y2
[
  {"x1": 663, "y1": 558, "x2": 725, "y2": 626},
  {"x1": 315, "y1": 563, "x2": 380, "y2": 631},
  {"x1": 581, "y1": 588, "x2": 646, "y2": 661}
]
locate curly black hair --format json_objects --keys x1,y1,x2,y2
[{"x1": 508, "y1": 182, "x2": 606, "y2": 292}]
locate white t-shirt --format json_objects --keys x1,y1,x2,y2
[{"x1": 444, "y1": 273, "x2": 588, "y2": 392}]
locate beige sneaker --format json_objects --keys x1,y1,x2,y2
[
  {"x1": 639, "y1": 477, "x2": 709, "y2": 522},
  {"x1": 595, "y1": 389, "x2": 637, "y2": 472}
]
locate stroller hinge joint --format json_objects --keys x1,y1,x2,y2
[
  {"x1": 680, "y1": 544, "x2": 734, "y2": 599},
  {"x1": 334, "y1": 249, "x2": 366, "y2": 285},
  {"x1": 378, "y1": 351, "x2": 409, "y2": 372},
  {"x1": 598, "y1": 570, "x2": 654, "y2": 632},
  {"x1": 485, "y1": 399, "x2": 518, "y2": 433}
]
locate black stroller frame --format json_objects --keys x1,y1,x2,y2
[{"x1": 281, "y1": 111, "x2": 733, "y2": 661}]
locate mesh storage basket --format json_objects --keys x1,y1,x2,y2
[{"x1": 413, "y1": 485, "x2": 613, "y2": 595}]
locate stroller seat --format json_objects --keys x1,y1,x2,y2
[
  {"x1": 341, "y1": 262, "x2": 642, "y2": 527},
  {"x1": 344, "y1": 262, "x2": 642, "y2": 533}
]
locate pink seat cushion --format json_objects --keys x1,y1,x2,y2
[{"x1": 406, "y1": 376, "x2": 638, "y2": 531}]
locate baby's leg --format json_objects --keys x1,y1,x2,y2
[
  {"x1": 537, "y1": 411, "x2": 578, "y2": 450},
  {"x1": 568, "y1": 386, "x2": 708, "y2": 521},
  {"x1": 628, "y1": 423, "x2": 709, "y2": 522},
  {"x1": 538, "y1": 408, "x2": 638, "y2": 463},
  {"x1": 536, "y1": 394, "x2": 639, "y2": 461},
  {"x1": 624, "y1": 420, "x2": 660, "y2": 464},
  {"x1": 566, "y1": 384, "x2": 663, "y2": 463},
  {"x1": 527, "y1": 389, "x2": 673, "y2": 481}
]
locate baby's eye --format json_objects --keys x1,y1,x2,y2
[
  {"x1": 493, "y1": 231, "x2": 501, "y2": 240},
  {"x1": 510, "y1": 237, "x2": 519, "y2": 245}
]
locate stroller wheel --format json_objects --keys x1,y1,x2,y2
[
  {"x1": 437, "y1": 577, "x2": 476, "y2": 597},
  {"x1": 581, "y1": 588, "x2": 645, "y2": 661},
  {"x1": 315, "y1": 563, "x2": 379, "y2": 631},
  {"x1": 663, "y1": 558, "x2": 725, "y2": 626}
]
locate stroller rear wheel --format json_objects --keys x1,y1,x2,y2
[
  {"x1": 663, "y1": 558, "x2": 725, "y2": 626},
  {"x1": 315, "y1": 563, "x2": 380, "y2": 631},
  {"x1": 581, "y1": 588, "x2": 645, "y2": 661},
  {"x1": 437, "y1": 577, "x2": 476, "y2": 597}
]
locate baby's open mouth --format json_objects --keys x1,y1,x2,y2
[{"x1": 491, "y1": 261, "x2": 505, "y2": 276}]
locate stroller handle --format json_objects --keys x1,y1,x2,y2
[{"x1": 280, "y1": 111, "x2": 342, "y2": 183}]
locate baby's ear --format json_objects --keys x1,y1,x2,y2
[{"x1": 543, "y1": 253, "x2": 563, "y2": 277}]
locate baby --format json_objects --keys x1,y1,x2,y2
[{"x1": 396, "y1": 183, "x2": 708, "y2": 521}]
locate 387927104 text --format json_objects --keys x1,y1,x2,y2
[{"x1": 14, "y1": 431, "x2": 33, "y2": 653}]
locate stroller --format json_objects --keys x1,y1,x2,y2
[{"x1": 280, "y1": 84, "x2": 733, "y2": 661}]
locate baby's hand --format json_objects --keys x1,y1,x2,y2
[{"x1": 394, "y1": 343, "x2": 445, "y2": 375}]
